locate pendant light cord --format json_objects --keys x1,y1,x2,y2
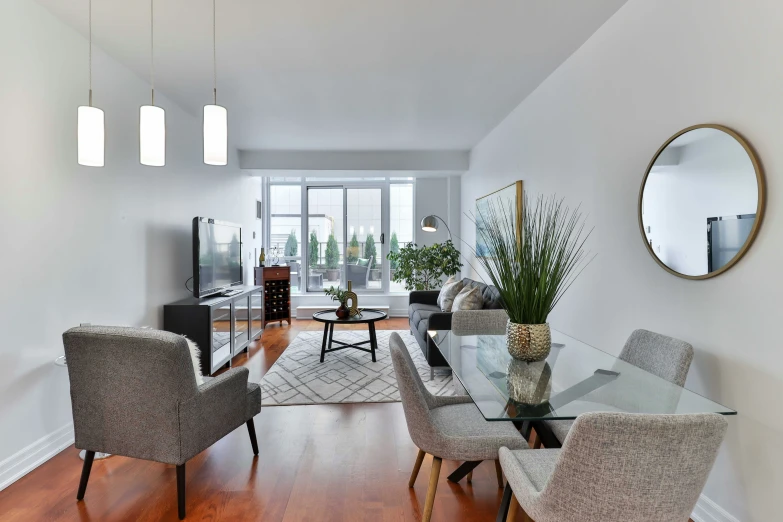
[
  {"x1": 150, "y1": 0, "x2": 155, "y2": 105},
  {"x1": 88, "y1": 0, "x2": 93, "y2": 106},
  {"x1": 213, "y1": 0, "x2": 217, "y2": 105}
]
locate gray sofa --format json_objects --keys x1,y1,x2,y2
[
  {"x1": 408, "y1": 278, "x2": 504, "y2": 374},
  {"x1": 62, "y1": 326, "x2": 261, "y2": 519}
]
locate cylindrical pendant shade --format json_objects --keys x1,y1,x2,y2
[
  {"x1": 203, "y1": 104, "x2": 227, "y2": 165},
  {"x1": 78, "y1": 106, "x2": 105, "y2": 167},
  {"x1": 140, "y1": 105, "x2": 166, "y2": 166}
]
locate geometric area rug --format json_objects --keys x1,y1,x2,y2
[{"x1": 260, "y1": 330, "x2": 455, "y2": 406}]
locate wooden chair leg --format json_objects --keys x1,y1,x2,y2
[
  {"x1": 467, "y1": 470, "x2": 473, "y2": 483},
  {"x1": 495, "y1": 459, "x2": 504, "y2": 489},
  {"x1": 247, "y1": 419, "x2": 259, "y2": 455},
  {"x1": 508, "y1": 492, "x2": 520, "y2": 520},
  {"x1": 409, "y1": 449, "x2": 426, "y2": 488},
  {"x1": 76, "y1": 450, "x2": 95, "y2": 500},
  {"x1": 176, "y1": 463, "x2": 186, "y2": 520},
  {"x1": 422, "y1": 456, "x2": 442, "y2": 522}
]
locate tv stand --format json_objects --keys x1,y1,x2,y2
[{"x1": 163, "y1": 285, "x2": 263, "y2": 375}]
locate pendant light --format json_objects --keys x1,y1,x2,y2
[
  {"x1": 140, "y1": 0, "x2": 165, "y2": 166},
  {"x1": 78, "y1": 0, "x2": 105, "y2": 167},
  {"x1": 203, "y1": 0, "x2": 227, "y2": 166}
]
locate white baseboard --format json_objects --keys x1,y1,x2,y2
[
  {"x1": 692, "y1": 494, "x2": 740, "y2": 522},
  {"x1": 0, "y1": 423, "x2": 74, "y2": 491}
]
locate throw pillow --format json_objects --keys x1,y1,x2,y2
[
  {"x1": 452, "y1": 285, "x2": 484, "y2": 311},
  {"x1": 357, "y1": 258, "x2": 370, "y2": 267},
  {"x1": 185, "y1": 337, "x2": 206, "y2": 386},
  {"x1": 437, "y1": 277, "x2": 464, "y2": 312}
]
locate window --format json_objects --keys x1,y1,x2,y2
[
  {"x1": 266, "y1": 177, "x2": 415, "y2": 294},
  {"x1": 389, "y1": 183, "x2": 414, "y2": 292},
  {"x1": 269, "y1": 184, "x2": 302, "y2": 291}
]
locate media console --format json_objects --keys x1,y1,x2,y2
[{"x1": 163, "y1": 285, "x2": 263, "y2": 376}]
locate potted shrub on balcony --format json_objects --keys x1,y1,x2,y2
[{"x1": 325, "y1": 233, "x2": 340, "y2": 282}]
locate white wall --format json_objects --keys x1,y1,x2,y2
[
  {"x1": 643, "y1": 130, "x2": 758, "y2": 276},
  {"x1": 0, "y1": 0, "x2": 260, "y2": 487},
  {"x1": 462, "y1": 0, "x2": 783, "y2": 519}
]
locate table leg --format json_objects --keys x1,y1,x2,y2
[
  {"x1": 320, "y1": 322, "x2": 329, "y2": 363},
  {"x1": 369, "y1": 322, "x2": 377, "y2": 362},
  {"x1": 447, "y1": 460, "x2": 482, "y2": 483},
  {"x1": 328, "y1": 323, "x2": 335, "y2": 351}
]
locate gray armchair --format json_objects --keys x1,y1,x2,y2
[
  {"x1": 62, "y1": 326, "x2": 262, "y2": 520},
  {"x1": 346, "y1": 256, "x2": 373, "y2": 289}
]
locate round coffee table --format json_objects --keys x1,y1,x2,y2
[{"x1": 312, "y1": 309, "x2": 388, "y2": 363}]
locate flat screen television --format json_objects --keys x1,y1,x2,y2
[{"x1": 192, "y1": 217, "x2": 243, "y2": 298}]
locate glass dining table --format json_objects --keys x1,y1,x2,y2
[{"x1": 427, "y1": 328, "x2": 736, "y2": 423}]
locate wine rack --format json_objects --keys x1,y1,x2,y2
[{"x1": 255, "y1": 266, "x2": 291, "y2": 328}]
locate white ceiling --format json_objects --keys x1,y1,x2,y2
[{"x1": 36, "y1": 0, "x2": 627, "y2": 151}]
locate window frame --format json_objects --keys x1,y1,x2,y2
[{"x1": 264, "y1": 176, "x2": 415, "y2": 295}]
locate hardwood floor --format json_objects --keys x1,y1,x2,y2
[
  {"x1": 0, "y1": 318, "x2": 507, "y2": 521},
  {"x1": 0, "y1": 318, "x2": 695, "y2": 521}
]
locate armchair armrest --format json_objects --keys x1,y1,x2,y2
[
  {"x1": 409, "y1": 290, "x2": 440, "y2": 306},
  {"x1": 178, "y1": 367, "x2": 250, "y2": 463}
]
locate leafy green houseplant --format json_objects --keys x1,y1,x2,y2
[
  {"x1": 387, "y1": 240, "x2": 462, "y2": 291},
  {"x1": 284, "y1": 229, "x2": 298, "y2": 257},
  {"x1": 324, "y1": 286, "x2": 350, "y2": 318},
  {"x1": 468, "y1": 195, "x2": 592, "y2": 361}
]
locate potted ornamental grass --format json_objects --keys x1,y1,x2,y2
[{"x1": 468, "y1": 194, "x2": 592, "y2": 361}]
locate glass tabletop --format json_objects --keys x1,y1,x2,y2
[
  {"x1": 428, "y1": 329, "x2": 736, "y2": 421},
  {"x1": 312, "y1": 308, "x2": 387, "y2": 323}
]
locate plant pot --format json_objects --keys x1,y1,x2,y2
[
  {"x1": 325, "y1": 269, "x2": 340, "y2": 281},
  {"x1": 369, "y1": 269, "x2": 381, "y2": 281},
  {"x1": 335, "y1": 303, "x2": 350, "y2": 319},
  {"x1": 506, "y1": 320, "x2": 551, "y2": 361},
  {"x1": 506, "y1": 359, "x2": 552, "y2": 405}
]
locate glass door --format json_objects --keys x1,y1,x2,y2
[
  {"x1": 346, "y1": 187, "x2": 385, "y2": 292},
  {"x1": 306, "y1": 187, "x2": 344, "y2": 292},
  {"x1": 304, "y1": 183, "x2": 389, "y2": 293}
]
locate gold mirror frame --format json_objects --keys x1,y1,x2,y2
[{"x1": 638, "y1": 124, "x2": 766, "y2": 280}]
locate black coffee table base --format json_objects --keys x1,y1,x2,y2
[{"x1": 320, "y1": 322, "x2": 378, "y2": 363}]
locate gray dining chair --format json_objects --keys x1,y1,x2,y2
[
  {"x1": 497, "y1": 412, "x2": 727, "y2": 522},
  {"x1": 389, "y1": 332, "x2": 527, "y2": 522},
  {"x1": 536, "y1": 328, "x2": 694, "y2": 447},
  {"x1": 62, "y1": 326, "x2": 262, "y2": 520}
]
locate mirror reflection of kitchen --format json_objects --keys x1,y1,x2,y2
[{"x1": 641, "y1": 127, "x2": 759, "y2": 277}]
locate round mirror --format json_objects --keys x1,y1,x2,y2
[{"x1": 639, "y1": 124, "x2": 765, "y2": 279}]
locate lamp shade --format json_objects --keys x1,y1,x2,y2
[
  {"x1": 421, "y1": 215, "x2": 439, "y2": 232},
  {"x1": 203, "y1": 104, "x2": 227, "y2": 165},
  {"x1": 77, "y1": 105, "x2": 105, "y2": 167},
  {"x1": 140, "y1": 105, "x2": 166, "y2": 166}
]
